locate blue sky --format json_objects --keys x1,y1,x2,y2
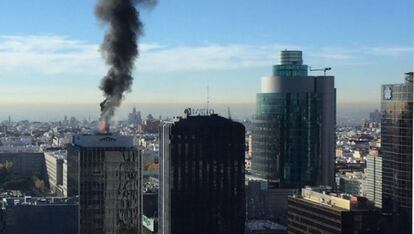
[{"x1": 0, "y1": 0, "x2": 412, "y2": 115}]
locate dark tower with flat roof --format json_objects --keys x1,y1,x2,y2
[{"x1": 159, "y1": 114, "x2": 245, "y2": 234}]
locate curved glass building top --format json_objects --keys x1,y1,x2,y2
[
  {"x1": 273, "y1": 50, "x2": 308, "y2": 77},
  {"x1": 252, "y1": 50, "x2": 336, "y2": 189}
]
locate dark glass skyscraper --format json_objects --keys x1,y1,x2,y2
[
  {"x1": 159, "y1": 114, "x2": 245, "y2": 234},
  {"x1": 68, "y1": 134, "x2": 142, "y2": 234},
  {"x1": 381, "y1": 72, "x2": 413, "y2": 234},
  {"x1": 251, "y1": 50, "x2": 336, "y2": 188}
]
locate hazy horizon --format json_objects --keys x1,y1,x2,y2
[
  {"x1": 0, "y1": 102, "x2": 379, "y2": 126},
  {"x1": 0, "y1": 0, "x2": 410, "y2": 126}
]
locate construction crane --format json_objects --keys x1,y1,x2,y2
[{"x1": 309, "y1": 66, "x2": 332, "y2": 76}]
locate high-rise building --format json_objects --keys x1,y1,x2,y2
[
  {"x1": 128, "y1": 107, "x2": 143, "y2": 126},
  {"x1": 381, "y1": 72, "x2": 413, "y2": 233},
  {"x1": 67, "y1": 134, "x2": 142, "y2": 234},
  {"x1": 159, "y1": 114, "x2": 245, "y2": 234},
  {"x1": 288, "y1": 187, "x2": 382, "y2": 234},
  {"x1": 251, "y1": 50, "x2": 336, "y2": 189},
  {"x1": 366, "y1": 149, "x2": 382, "y2": 208},
  {"x1": 369, "y1": 109, "x2": 382, "y2": 123}
]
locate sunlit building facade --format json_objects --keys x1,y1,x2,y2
[
  {"x1": 251, "y1": 50, "x2": 336, "y2": 188},
  {"x1": 381, "y1": 72, "x2": 413, "y2": 234}
]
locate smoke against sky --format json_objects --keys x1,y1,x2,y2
[
  {"x1": 95, "y1": 0, "x2": 157, "y2": 125},
  {"x1": 0, "y1": 0, "x2": 411, "y2": 114}
]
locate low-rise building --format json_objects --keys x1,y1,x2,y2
[
  {"x1": 0, "y1": 196, "x2": 78, "y2": 234},
  {"x1": 246, "y1": 220, "x2": 287, "y2": 234},
  {"x1": 44, "y1": 150, "x2": 67, "y2": 196},
  {"x1": 288, "y1": 186, "x2": 381, "y2": 234}
]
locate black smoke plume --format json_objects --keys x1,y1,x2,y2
[{"x1": 95, "y1": 0, "x2": 157, "y2": 126}]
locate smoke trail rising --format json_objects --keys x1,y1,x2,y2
[{"x1": 95, "y1": 0, "x2": 156, "y2": 131}]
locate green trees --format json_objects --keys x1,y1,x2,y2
[
  {"x1": 0, "y1": 160, "x2": 13, "y2": 170},
  {"x1": 0, "y1": 161, "x2": 47, "y2": 195},
  {"x1": 32, "y1": 176, "x2": 46, "y2": 193}
]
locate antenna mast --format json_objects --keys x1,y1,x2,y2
[{"x1": 207, "y1": 85, "x2": 210, "y2": 110}]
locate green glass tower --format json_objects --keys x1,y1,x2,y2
[{"x1": 251, "y1": 50, "x2": 336, "y2": 189}]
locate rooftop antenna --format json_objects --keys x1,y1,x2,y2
[
  {"x1": 206, "y1": 85, "x2": 210, "y2": 110},
  {"x1": 309, "y1": 66, "x2": 332, "y2": 76},
  {"x1": 227, "y1": 107, "x2": 232, "y2": 120}
]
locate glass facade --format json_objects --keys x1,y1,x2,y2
[
  {"x1": 252, "y1": 92, "x2": 321, "y2": 188},
  {"x1": 159, "y1": 115, "x2": 245, "y2": 234},
  {"x1": 251, "y1": 50, "x2": 335, "y2": 189},
  {"x1": 273, "y1": 64, "x2": 308, "y2": 77},
  {"x1": 381, "y1": 73, "x2": 413, "y2": 233},
  {"x1": 68, "y1": 135, "x2": 142, "y2": 234}
]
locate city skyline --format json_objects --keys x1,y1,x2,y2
[
  {"x1": 0, "y1": 1, "x2": 412, "y2": 234},
  {"x1": 0, "y1": 0, "x2": 412, "y2": 116}
]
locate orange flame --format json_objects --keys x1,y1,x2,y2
[{"x1": 99, "y1": 120, "x2": 109, "y2": 134}]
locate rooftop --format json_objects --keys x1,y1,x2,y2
[
  {"x1": 293, "y1": 186, "x2": 369, "y2": 211},
  {"x1": 2, "y1": 196, "x2": 78, "y2": 207},
  {"x1": 44, "y1": 149, "x2": 67, "y2": 160},
  {"x1": 246, "y1": 220, "x2": 287, "y2": 231},
  {"x1": 72, "y1": 134, "x2": 135, "y2": 148}
]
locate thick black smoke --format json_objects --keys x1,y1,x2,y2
[{"x1": 96, "y1": 0, "x2": 156, "y2": 124}]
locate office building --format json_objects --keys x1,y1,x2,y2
[
  {"x1": 143, "y1": 176, "x2": 159, "y2": 234},
  {"x1": 339, "y1": 176, "x2": 363, "y2": 196},
  {"x1": 0, "y1": 196, "x2": 78, "y2": 234},
  {"x1": 381, "y1": 72, "x2": 413, "y2": 233},
  {"x1": 44, "y1": 150, "x2": 67, "y2": 196},
  {"x1": 288, "y1": 187, "x2": 381, "y2": 234},
  {"x1": 128, "y1": 107, "x2": 142, "y2": 126},
  {"x1": 246, "y1": 220, "x2": 287, "y2": 234},
  {"x1": 143, "y1": 193, "x2": 158, "y2": 234},
  {"x1": 68, "y1": 134, "x2": 142, "y2": 234},
  {"x1": 366, "y1": 151, "x2": 382, "y2": 208},
  {"x1": 159, "y1": 114, "x2": 245, "y2": 234},
  {"x1": 251, "y1": 50, "x2": 336, "y2": 188},
  {"x1": 369, "y1": 109, "x2": 382, "y2": 123},
  {"x1": 246, "y1": 178, "x2": 268, "y2": 220}
]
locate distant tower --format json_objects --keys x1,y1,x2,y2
[
  {"x1": 251, "y1": 50, "x2": 336, "y2": 188},
  {"x1": 67, "y1": 134, "x2": 142, "y2": 234},
  {"x1": 381, "y1": 72, "x2": 413, "y2": 233},
  {"x1": 366, "y1": 148, "x2": 382, "y2": 208},
  {"x1": 128, "y1": 107, "x2": 142, "y2": 126},
  {"x1": 159, "y1": 114, "x2": 245, "y2": 234}
]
